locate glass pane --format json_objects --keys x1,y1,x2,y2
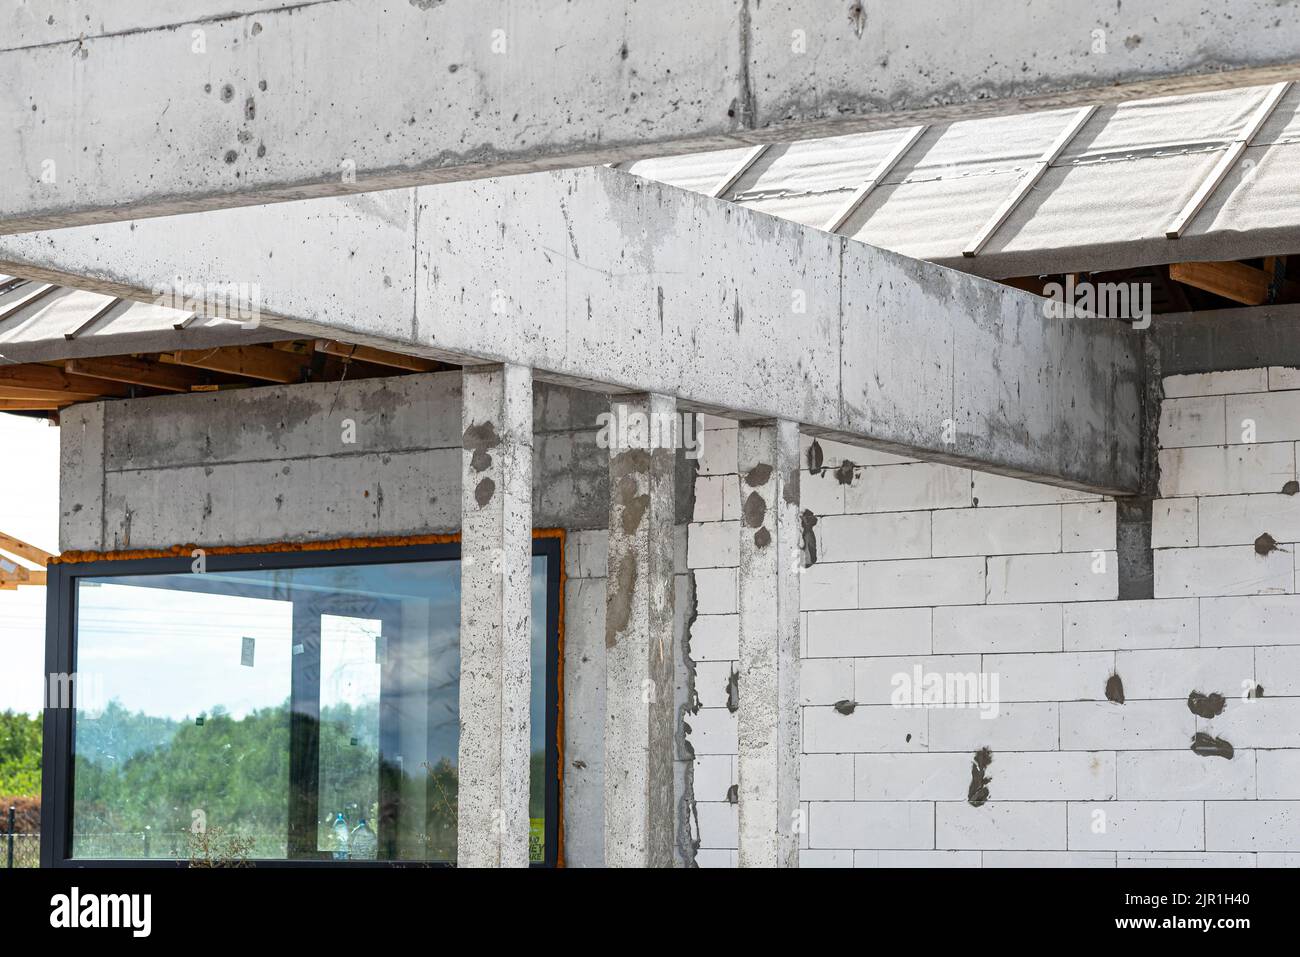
[{"x1": 69, "y1": 552, "x2": 552, "y2": 864}]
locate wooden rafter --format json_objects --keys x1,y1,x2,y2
[
  {"x1": 0, "y1": 531, "x2": 52, "y2": 589},
  {"x1": 65, "y1": 356, "x2": 206, "y2": 393},
  {"x1": 160, "y1": 345, "x2": 309, "y2": 383},
  {"x1": 0, "y1": 364, "x2": 133, "y2": 398},
  {"x1": 1169, "y1": 260, "x2": 1299, "y2": 306},
  {"x1": 315, "y1": 340, "x2": 445, "y2": 373},
  {"x1": 0, "y1": 531, "x2": 54, "y2": 566}
]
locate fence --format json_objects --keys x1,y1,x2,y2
[{"x1": 3, "y1": 807, "x2": 39, "y2": 869}]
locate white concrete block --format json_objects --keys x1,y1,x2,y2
[
  {"x1": 1158, "y1": 443, "x2": 1296, "y2": 498},
  {"x1": 1163, "y1": 368, "x2": 1268, "y2": 398},
  {"x1": 696, "y1": 427, "x2": 737, "y2": 476},
  {"x1": 816, "y1": 511, "x2": 932, "y2": 562},
  {"x1": 1154, "y1": 545, "x2": 1293, "y2": 598},
  {"x1": 971, "y1": 471, "x2": 1102, "y2": 507},
  {"x1": 800, "y1": 849, "x2": 853, "y2": 867},
  {"x1": 1201, "y1": 594, "x2": 1300, "y2": 645},
  {"x1": 1067, "y1": 802, "x2": 1203, "y2": 851},
  {"x1": 1118, "y1": 851, "x2": 1256, "y2": 867},
  {"x1": 1227, "y1": 390, "x2": 1300, "y2": 444},
  {"x1": 692, "y1": 475, "x2": 726, "y2": 523},
  {"x1": 853, "y1": 752, "x2": 968, "y2": 801},
  {"x1": 721, "y1": 474, "x2": 742, "y2": 522},
  {"x1": 855, "y1": 850, "x2": 981, "y2": 867},
  {"x1": 984, "y1": 651, "x2": 1115, "y2": 702},
  {"x1": 689, "y1": 707, "x2": 738, "y2": 755},
  {"x1": 809, "y1": 801, "x2": 934, "y2": 849},
  {"x1": 1117, "y1": 749, "x2": 1255, "y2": 799},
  {"x1": 1268, "y1": 366, "x2": 1300, "y2": 391},
  {"x1": 1151, "y1": 498, "x2": 1198, "y2": 548},
  {"x1": 983, "y1": 851, "x2": 1115, "y2": 867},
  {"x1": 1062, "y1": 501, "x2": 1117, "y2": 552},
  {"x1": 800, "y1": 434, "x2": 917, "y2": 468},
  {"x1": 1063, "y1": 599, "x2": 1199, "y2": 651},
  {"x1": 805, "y1": 607, "x2": 932, "y2": 658},
  {"x1": 1258, "y1": 750, "x2": 1300, "y2": 799},
  {"x1": 927, "y1": 702, "x2": 1060, "y2": 752},
  {"x1": 858, "y1": 556, "x2": 986, "y2": 608},
  {"x1": 1198, "y1": 491, "x2": 1300, "y2": 546},
  {"x1": 1159, "y1": 395, "x2": 1225, "y2": 448},
  {"x1": 932, "y1": 504, "x2": 1060, "y2": 557},
  {"x1": 694, "y1": 567, "x2": 737, "y2": 614},
  {"x1": 799, "y1": 472, "x2": 844, "y2": 516},
  {"x1": 937, "y1": 802, "x2": 1066, "y2": 851},
  {"x1": 800, "y1": 657, "x2": 855, "y2": 705},
  {"x1": 934, "y1": 603, "x2": 1062, "y2": 654},
  {"x1": 1259, "y1": 852, "x2": 1300, "y2": 866},
  {"x1": 690, "y1": 614, "x2": 738, "y2": 661},
  {"x1": 857, "y1": 751, "x2": 1114, "y2": 801},
  {"x1": 1115, "y1": 647, "x2": 1254, "y2": 699},
  {"x1": 695, "y1": 801, "x2": 738, "y2": 849},
  {"x1": 1257, "y1": 645, "x2": 1300, "y2": 695},
  {"x1": 692, "y1": 754, "x2": 735, "y2": 803},
  {"x1": 799, "y1": 561, "x2": 859, "y2": 610},
  {"x1": 803, "y1": 703, "x2": 927, "y2": 753},
  {"x1": 1200, "y1": 697, "x2": 1300, "y2": 749},
  {"x1": 853, "y1": 654, "x2": 982, "y2": 705},
  {"x1": 1060, "y1": 700, "x2": 1195, "y2": 750},
  {"x1": 987, "y1": 551, "x2": 1117, "y2": 604},
  {"x1": 843, "y1": 462, "x2": 971, "y2": 514},
  {"x1": 800, "y1": 753, "x2": 855, "y2": 801},
  {"x1": 694, "y1": 660, "x2": 737, "y2": 710},
  {"x1": 687, "y1": 520, "x2": 739, "y2": 569},
  {"x1": 693, "y1": 848, "x2": 737, "y2": 867},
  {"x1": 1206, "y1": 802, "x2": 1300, "y2": 852}
]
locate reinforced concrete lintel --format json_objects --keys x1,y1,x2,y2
[
  {"x1": 0, "y1": 167, "x2": 1143, "y2": 494},
  {"x1": 4, "y1": 0, "x2": 1300, "y2": 234}
]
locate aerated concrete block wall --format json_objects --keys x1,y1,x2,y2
[
  {"x1": 684, "y1": 372, "x2": 1300, "y2": 867},
  {"x1": 56, "y1": 370, "x2": 692, "y2": 867}
]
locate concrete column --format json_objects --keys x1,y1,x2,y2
[
  {"x1": 604, "y1": 393, "x2": 678, "y2": 867},
  {"x1": 736, "y1": 419, "x2": 802, "y2": 868},
  {"x1": 457, "y1": 363, "x2": 534, "y2": 868}
]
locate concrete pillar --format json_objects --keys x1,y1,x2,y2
[
  {"x1": 736, "y1": 419, "x2": 802, "y2": 867},
  {"x1": 604, "y1": 393, "x2": 678, "y2": 867},
  {"x1": 457, "y1": 363, "x2": 534, "y2": 868}
]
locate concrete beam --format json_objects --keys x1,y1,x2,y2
[
  {"x1": 0, "y1": 167, "x2": 1143, "y2": 493},
  {"x1": 5, "y1": 1, "x2": 1300, "y2": 233},
  {"x1": 457, "y1": 363, "x2": 533, "y2": 868},
  {"x1": 604, "y1": 394, "x2": 677, "y2": 867},
  {"x1": 736, "y1": 419, "x2": 801, "y2": 868}
]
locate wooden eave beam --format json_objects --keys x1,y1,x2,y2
[{"x1": 160, "y1": 345, "x2": 309, "y2": 383}]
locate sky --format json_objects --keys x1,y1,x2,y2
[{"x1": 0, "y1": 413, "x2": 60, "y2": 716}]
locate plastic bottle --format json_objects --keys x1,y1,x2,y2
[
  {"x1": 331, "y1": 813, "x2": 350, "y2": 860},
  {"x1": 349, "y1": 819, "x2": 378, "y2": 861}
]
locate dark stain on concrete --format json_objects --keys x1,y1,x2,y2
[
  {"x1": 783, "y1": 465, "x2": 800, "y2": 506},
  {"x1": 807, "y1": 439, "x2": 825, "y2": 476},
  {"x1": 618, "y1": 474, "x2": 650, "y2": 536},
  {"x1": 1105, "y1": 673, "x2": 1125, "y2": 704},
  {"x1": 833, "y1": 699, "x2": 857, "y2": 715},
  {"x1": 1249, "y1": 684, "x2": 1265, "y2": 699},
  {"x1": 726, "y1": 669, "x2": 739, "y2": 713},
  {"x1": 834, "y1": 460, "x2": 857, "y2": 485},
  {"x1": 474, "y1": 477, "x2": 495, "y2": 508},
  {"x1": 726, "y1": 784, "x2": 738, "y2": 805},
  {"x1": 1255, "y1": 532, "x2": 1280, "y2": 556},
  {"x1": 1187, "y1": 690, "x2": 1227, "y2": 718},
  {"x1": 1283, "y1": 480, "x2": 1299, "y2": 496},
  {"x1": 745, "y1": 463, "x2": 772, "y2": 488},
  {"x1": 605, "y1": 553, "x2": 637, "y2": 648},
  {"x1": 1191, "y1": 731, "x2": 1234, "y2": 760},
  {"x1": 742, "y1": 490, "x2": 767, "y2": 529},
  {"x1": 463, "y1": 420, "x2": 501, "y2": 473},
  {"x1": 572, "y1": 759, "x2": 587, "y2": 770},
  {"x1": 800, "y1": 509, "x2": 819, "y2": 566},
  {"x1": 967, "y1": 747, "x2": 993, "y2": 807},
  {"x1": 754, "y1": 526, "x2": 772, "y2": 548}
]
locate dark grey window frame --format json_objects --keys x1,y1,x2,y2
[{"x1": 40, "y1": 538, "x2": 563, "y2": 868}]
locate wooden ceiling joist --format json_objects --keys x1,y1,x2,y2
[
  {"x1": 1168, "y1": 260, "x2": 1299, "y2": 306},
  {"x1": 0, "y1": 398, "x2": 68, "y2": 411},
  {"x1": 160, "y1": 345, "x2": 309, "y2": 383},
  {"x1": 65, "y1": 356, "x2": 204, "y2": 393},
  {"x1": 315, "y1": 340, "x2": 445, "y2": 373},
  {"x1": 0, "y1": 364, "x2": 133, "y2": 398}
]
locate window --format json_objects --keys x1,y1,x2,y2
[{"x1": 42, "y1": 539, "x2": 561, "y2": 866}]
